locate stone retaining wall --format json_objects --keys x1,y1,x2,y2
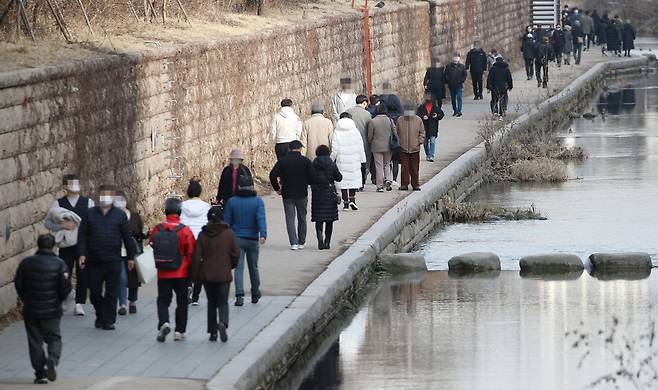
[{"x1": 208, "y1": 56, "x2": 653, "y2": 390}]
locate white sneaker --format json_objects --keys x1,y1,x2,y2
[
  {"x1": 291, "y1": 245, "x2": 299, "y2": 250},
  {"x1": 298, "y1": 245, "x2": 305, "y2": 250},
  {"x1": 157, "y1": 323, "x2": 171, "y2": 342},
  {"x1": 173, "y1": 332, "x2": 185, "y2": 341},
  {"x1": 191, "y1": 301, "x2": 199, "y2": 306},
  {"x1": 74, "y1": 304, "x2": 85, "y2": 316}
]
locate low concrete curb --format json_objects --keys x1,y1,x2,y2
[
  {"x1": 519, "y1": 254, "x2": 584, "y2": 274},
  {"x1": 448, "y1": 252, "x2": 501, "y2": 274},
  {"x1": 207, "y1": 56, "x2": 653, "y2": 390}
]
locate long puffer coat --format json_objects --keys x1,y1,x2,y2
[
  {"x1": 311, "y1": 155, "x2": 342, "y2": 223},
  {"x1": 331, "y1": 118, "x2": 366, "y2": 190}
]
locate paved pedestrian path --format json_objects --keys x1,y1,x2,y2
[{"x1": 0, "y1": 50, "x2": 616, "y2": 389}]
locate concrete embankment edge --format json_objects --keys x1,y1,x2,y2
[{"x1": 207, "y1": 56, "x2": 654, "y2": 390}]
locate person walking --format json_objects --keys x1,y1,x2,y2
[
  {"x1": 14, "y1": 234, "x2": 71, "y2": 384},
  {"x1": 346, "y1": 95, "x2": 373, "y2": 189},
  {"x1": 396, "y1": 105, "x2": 425, "y2": 191},
  {"x1": 368, "y1": 104, "x2": 397, "y2": 192},
  {"x1": 598, "y1": 14, "x2": 610, "y2": 55},
  {"x1": 77, "y1": 185, "x2": 137, "y2": 330},
  {"x1": 331, "y1": 77, "x2": 358, "y2": 122},
  {"x1": 581, "y1": 10, "x2": 594, "y2": 50},
  {"x1": 487, "y1": 56, "x2": 514, "y2": 119},
  {"x1": 379, "y1": 81, "x2": 403, "y2": 185},
  {"x1": 444, "y1": 55, "x2": 467, "y2": 117},
  {"x1": 268, "y1": 99, "x2": 302, "y2": 160},
  {"x1": 423, "y1": 57, "x2": 446, "y2": 107},
  {"x1": 416, "y1": 92, "x2": 444, "y2": 162},
  {"x1": 552, "y1": 25, "x2": 565, "y2": 67},
  {"x1": 367, "y1": 95, "x2": 380, "y2": 117},
  {"x1": 563, "y1": 25, "x2": 574, "y2": 65},
  {"x1": 269, "y1": 140, "x2": 316, "y2": 250},
  {"x1": 150, "y1": 198, "x2": 196, "y2": 342},
  {"x1": 190, "y1": 206, "x2": 240, "y2": 342},
  {"x1": 534, "y1": 36, "x2": 554, "y2": 88},
  {"x1": 331, "y1": 113, "x2": 366, "y2": 210},
  {"x1": 224, "y1": 175, "x2": 267, "y2": 306},
  {"x1": 301, "y1": 102, "x2": 334, "y2": 160},
  {"x1": 216, "y1": 149, "x2": 252, "y2": 206},
  {"x1": 613, "y1": 16, "x2": 624, "y2": 57},
  {"x1": 465, "y1": 42, "x2": 488, "y2": 100},
  {"x1": 521, "y1": 28, "x2": 536, "y2": 80},
  {"x1": 311, "y1": 145, "x2": 342, "y2": 250},
  {"x1": 181, "y1": 179, "x2": 211, "y2": 306},
  {"x1": 114, "y1": 191, "x2": 147, "y2": 315},
  {"x1": 572, "y1": 20, "x2": 585, "y2": 65},
  {"x1": 44, "y1": 174, "x2": 94, "y2": 316},
  {"x1": 606, "y1": 17, "x2": 622, "y2": 57},
  {"x1": 622, "y1": 20, "x2": 636, "y2": 57}
]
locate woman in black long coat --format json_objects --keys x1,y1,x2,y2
[
  {"x1": 311, "y1": 145, "x2": 343, "y2": 250},
  {"x1": 623, "y1": 21, "x2": 636, "y2": 57}
]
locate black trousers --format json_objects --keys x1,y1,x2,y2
[
  {"x1": 428, "y1": 89, "x2": 444, "y2": 107},
  {"x1": 490, "y1": 89, "x2": 509, "y2": 116},
  {"x1": 274, "y1": 142, "x2": 290, "y2": 160},
  {"x1": 524, "y1": 58, "x2": 534, "y2": 78},
  {"x1": 315, "y1": 221, "x2": 334, "y2": 245},
  {"x1": 157, "y1": 278, "x2": 189, "y2": 333},
  {"x1": 192, "y1": 282, "x2": 203, "y2": 302},
  {"x1": 535, "y1": 61, "x2": 549, "y2": 84},
  {"x1": 471, "y1": 71, "x2": 484, "y2": 97},
  {"x1": 24, "y1": 317, "x2": 62, "y2": 379},
  {"x1": 59, "y1": 246, "x2": 88, "y2": 304},
  {"x1": 87, "y1": 261, "x2": 121, "y2": 325},
  {"x1": 204, "y1": 281, "x2": 230, "y2": 334},
  {"x1": 341, "y1": 189, "x2": 357, "y2": 202},
  {"x1": 391, "y1": 151, "x2": 400, "y2": 181}
]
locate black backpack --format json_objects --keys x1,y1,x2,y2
[{"x1": 152, "y1": 224, "x2": 185, "y2": 270}]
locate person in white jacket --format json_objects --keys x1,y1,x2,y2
[
  {"x1": 331, "y1": 113, "x2": 367, "y2": 211},
  {"x1": 269, "y1": 98, "x2": 303, "y2": 160},
  {"x1": 331, "y1": 77, "x2": 358, "y2": 122},
  {"x1": 180, "y1": 178, "x2": 211, "y2": 305}
]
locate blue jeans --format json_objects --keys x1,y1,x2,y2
[
  {"x1": 234, "y1": 238, "x2": 261, "y2": 297},
  {"x1": 424, "y1": 135, "x2": 437, "y2": 160},
  {"x1": 118, "y1": 261, "x2": 138, "y2": 306},
  {"x1": 449, "y1": 86, "x2": 463, "y2": 113}
]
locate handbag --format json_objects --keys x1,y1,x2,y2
[
  {"x1": 321, "y1": 164, "x2": 342, "y2": 204},
  {"x1": 389, "y1": 118, "x2": 401, "y2": 153},
  {"x1": 577, "y1": 36, "x2": 584, "y2": 44},
  {"x1": 135, "y1": 248, "x2": 156, "y2": 284}
]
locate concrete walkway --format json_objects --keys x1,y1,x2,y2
[{"x1": 0, "y1": 49, "x2": 614, "y2": 389}]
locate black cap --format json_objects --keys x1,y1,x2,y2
[
  {"x1": 289, "y1": 140, "x2": 303, "y2": 150},
  {"x1": 207, "y1": 206, "x2": 224, "y2": 222},
  {"x1": 238, "y1": 175, "x2": 254, "y2": 188}
]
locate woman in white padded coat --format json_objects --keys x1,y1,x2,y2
[{"x1": 331, "y1": 113, "x2": 367, "y2": 211}]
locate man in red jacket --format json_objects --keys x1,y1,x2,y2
[{"x1": 150, "y1": 198, "x2": 196, "y2": 342}]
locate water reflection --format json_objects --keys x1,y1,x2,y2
[
  {"x1": 422, "y1": 73, "x2": 658, "y2": 270},
  {"x1": 298, "y1": 272, "x2": 658, "y2": 390}
]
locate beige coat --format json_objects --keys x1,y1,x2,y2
[
  {"x1": 397, "y1": 115, "x2": 425, "y2": 153},
  {"x1": 368, "y1": 114, "x2": 398, "y2": 153},
  {"x1": 301, "y1": 113, "x2": 334, "y2": 160}
]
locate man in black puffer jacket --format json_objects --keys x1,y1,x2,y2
[
  {"x1": 15, "y1": 234, "x2": 71, "y2": 384},
  {"x1": 487, "y1": 57, "x2": 514, "y2": 118}
]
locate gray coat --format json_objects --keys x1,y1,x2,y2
[
  {"x1": 367, "y1": 114, "x2": 398, "y2": 153},
  {"x1": 563, "y1": 30, "x2": 574, "y2": 53},
  {"x1": 346, "y1": 106, "x2": 372, "y2": 154}
]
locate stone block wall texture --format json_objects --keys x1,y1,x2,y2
[{"x1": 0, "y1": 1, "x2": 527, "y2": 315}]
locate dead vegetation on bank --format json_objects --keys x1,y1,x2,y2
[
  {"x1": 478, "y1": 116, "x2": 587, "y2": 183},
  {"x1": 442, "y1": 195, "x2": 545, "y2": 223}
]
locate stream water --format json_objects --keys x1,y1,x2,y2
[{"x1": 287, "y1": 69, "x2": 658, "y2": 389}]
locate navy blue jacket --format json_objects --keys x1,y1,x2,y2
[{"x1": 77, "y1": 206, "x2": 137, "y2": 261}]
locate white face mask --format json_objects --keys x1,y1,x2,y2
[
  {"x1": 230, "y1": 159, "x2": 242, "y2": 167},
  {"x1": 99, "y1": 195, "x2": 114, "y2": 207},
  {"x1": 67, "y1": 180, "x2": 81, "y2": 193}
]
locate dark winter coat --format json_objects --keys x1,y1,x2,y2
[
  {"x1": 606, "y1": 23, "x2": 621, "y2": 51},
  {"x1": 77, "y1": 206, "x2": 137, "y2": 261},
  {"x1": 552, "y1": 30, "x2": 565, "y2": 53},
  {"x1": 423, "y1": 67, "x2": 446, "y2": 100},
  {"x1": 533, "y1": 41, "x2": 554, "y2": 62},
  {"x1": 310, "y1": 156, "x2": 343, "y2": 223},
  {"x1": 572, "y1": 25, "x2": 585, "y2": 47},
  {"x1": 487, "y1": 60, "x2": 513, "y2": 92},
  {"x1": 416, "y1": 103, "x2": 444, "y2": 138},
  {"x1": 127, "y1": 210, "x2": 147, "y2": 288},
  {"x1": 216, "y1": 164, "x2": 252, "y2": 205},
  {"x1": 379, "y1": 94, "x2": 403, "y2": 122},
  {"x1": 623, "y1": 23, "x2": 636, "y2": 50},
  {"x1": 269, "y1": 151, "x2": 317, "y2": 199},
  {"x1": 465, "y1": 48, "x2": 488, "y2": 74},
  {"x1": 444, "y1": 63, "x2": 467, "y2": 89},
  {"x1": 15, "y1": 249, "x2": 71, "y2": 319},
  {"x1": 598, "y1": 17, "x2": 609, "y2": 44},
  {"x1": 190, "y1": 222, "x2": 240, "y2": 283},
  {"x1": 521, "y1": 34, "x2": 536, "y2": 59}
]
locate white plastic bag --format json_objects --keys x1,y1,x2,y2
[{"x1": 135, "y1": 248, "x2": 157, "y2": 285}]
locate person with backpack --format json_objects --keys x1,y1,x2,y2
[
  {"x1": 150, "y1": 198, "x2": 196, "y2": 342},
  {"x1": 181, "y1": 179, "x2": 211, "y2": 306},
  {"x1": 224, "y1": 175, "x2": 267, "y2": 306},
  {"x1": 14, "y1": 234, "x2": 71, "y2": 384},
  {"x1": 190, "y1": 206, "x2": 240, "y2": 342}
]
